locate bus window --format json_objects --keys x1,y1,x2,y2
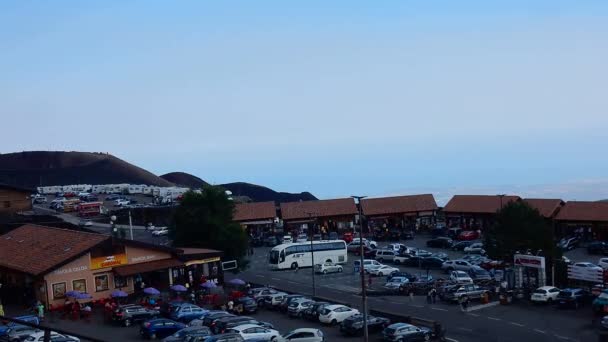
[{"x1": 280, "y1": 250, "x2": 285, "y2": 262}]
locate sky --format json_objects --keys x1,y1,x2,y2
[{"x1": 1, "y1": 1, "x2": 607, "y2": 202}]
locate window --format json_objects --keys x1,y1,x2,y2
[
  {"x1": 95, "y1": 274, "x2": 109, "y2": 292},
  {"x1": 72, "y1": 279, "x2": 86, "y2": 293},
  {"x1": 114, "y1": 275, "x2": 127, "y2": 288},
  {"x1": 52, "y1": 282, "x2": 66, "y2": 299}
]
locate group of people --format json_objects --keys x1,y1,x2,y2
[{"x1": 62, "y1": 298, "x2": 91, "y2": 319}]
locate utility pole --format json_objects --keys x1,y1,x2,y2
[
  {"x1": 129, "y1": 210, "x2": 134, "y2": 240},
  {"x1": 352, "y1": 195, "x2": 368, "y2": 342},
  {"x1": 306, "y1": 212, "x2": 317, "y2": 297}
]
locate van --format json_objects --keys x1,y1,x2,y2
[
  {"x1": 353, "y1": 259, "x2": 381, "y2": 269},
  {"x1": 375, "y1": 249, "x2": 397, "y2": 262}
]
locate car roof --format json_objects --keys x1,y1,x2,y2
[
  {"x1": 388, "y1": 322, "x2": 413, "y2": 328},
  {"x1": 288, "y1": 328, "x2": 320, "y2": 333},
  {"x1": 538, "y1": 286, "x2": 557, "y2": 290},
  {"x1": 230, "y1": 324, "x2": 266, "y2": 331},
  {"x1": 325, "y1": 304, "x2": 347, "y2": 310}
]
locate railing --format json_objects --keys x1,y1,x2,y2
[{"x1": 0, "y1": 315, "x2": 105, "y2": 342}]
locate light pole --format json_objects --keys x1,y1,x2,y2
[
  {"x1": 351, "y1": 195, "x2": 368, "y2": 342},
  {"x1": 497, "y1": 194, "x2": 506, "y2": 210},
  {"x1": 306, "y1": 212, "x2": 317, "y2": 297}
]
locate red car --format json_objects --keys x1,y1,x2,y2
[
  {"x1": 342, "y1": 232, "x2": 353, "y2": 243},
  {"x1": 457, "y1": 230, "x2": 480, "y2": 241}
]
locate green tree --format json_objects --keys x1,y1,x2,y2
[
  {"x1": 170, "y1": 186, "x2": 249, "y2": 270},
  {"x1": 484, "y1": 201, "x2": 561, "y2": 270}
]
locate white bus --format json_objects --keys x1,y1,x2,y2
[{"x1": 268, "y1": 240, "x2": 348, "y2": 270}]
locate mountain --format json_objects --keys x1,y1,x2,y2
[
  {"x1": 220, "y1": 182, "x2": 317, "y2": 203},
  {"x1": 0, "y1": 151, "x2": 173, "y2": 188},
  {"x1": 160, "y1": 172, "x2": 209, "y2": 188}
]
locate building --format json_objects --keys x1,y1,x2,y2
[
  {"x1": 555, "y1": 201, "x2": 608, "y2": 240},
  {"x1": 523, "y1": 198, "x2": 564, "y2": 219},
  {"x1": 442, "y1": 195, "x2": 520, "y2": 229},
  {"x1": 280, "y1": 198, "x2": 358, "y2": 234},
  {"x1": 361, "y1": 194, "x2": 438, "y2": 233},
  {"x1": 0, "y1": 183, "x2": 34, "y2": 214},
  {"x1": 233, "y1": 201, "x2": 277, "y2": 235},
  {"x1": 0, "y1": 224, "x2": 223, "y2": 309}
]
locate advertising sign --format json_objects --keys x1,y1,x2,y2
[
  {"x1": 513, "y1": 254, "x2": 545, "y2": 269},
  {"x1": 90, "y1": 253, "x2": 128, "y2": 270},
  {"x1": 567, "y1": 264, "x2": 605, "y2": 283}
]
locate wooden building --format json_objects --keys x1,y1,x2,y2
[
  {"x1": 442, "y1": 195, "x2": 520, "y2": 230},
  {"x1": 0, "y1": 183, "x2": 33, "y2": 214},
  {"x1": 233, "y1": 201, "x2": 278, "y2": 235},
  {"x1": 361, "y1": 194, "x2": 438, "y2": 232},
  {"x1": 555, "y1": 201, "x2": 608, "y2": 241},
  {"x1": 280, "y1": 198, "x2": 358, "y2": 234}
]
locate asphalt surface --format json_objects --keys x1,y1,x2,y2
[{"x1": 230, "y1": 241, "x2": 601, "y2": 342}]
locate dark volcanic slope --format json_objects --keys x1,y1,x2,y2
[
  {"x1": 220, "y1": 182, "x2": 317, "y2": 203},
  {"x1": 160, "y1": 172, "x2": 209, "y2": 189},
  {"x1": 0, "y1": 151, "x2": 173, "y2": 188}
]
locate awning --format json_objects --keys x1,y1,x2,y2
[{"x1": 113, "y1": 258, "x2": 183, "y2": 277}]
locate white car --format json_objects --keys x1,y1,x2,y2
[
  {"x1": 25, "y1": 331, "x2": 80, "y2": 342},
  {"x1": 152, "y1": 228, "x2": 169, "y2": 236},
  {"x1": 318, "y1": 304, "x2": 359, "y2": 325},
  {"x1": 463, "y1": 243, "x2": 485, "y2": 255},
  {"x1": 375, "y1": 249, "x2": 397, "y2": 262},
  {"x1": 354, "y1": 259, "x2": 382, "y2": 272},
  {"x1": 441, "y1": 259, "x2": 474, "y2": 273},
  {"x1": 369, "y1": 265, "x2": 399, "y2": 277},
  {"x1": 296, "y1": 234, "x2": 308, "y2": 243},
  {"x1": 573, "y1": 262, "x2": 603, "y2": 271},
  {"x1": 115, "y1": 199, "x2": 130, "y2": 206},
  {"x1": 450, "y1": 270, "x2": 474, "y2": 284},
  {"x1": 278, "y1": 328, "x2": 325, "y2": 342},
  {"x1": 531, "y1": 286, "x2": 561, "y2": 303},
  {"x1": 352, "y1": 238, "x2": 377, "y2": 249},
  {"x1": 384, "y1": 277, "x2": 409, "y2": 290},
  {"x1": 227, "y1": 324, "x2": 280, "y2": 341},
  {"x1": 385, "y1": 243, "x2": 406, "y2": 252},
  {"x1": 283, "y1": 236, "x2": 294, "y2": 244},
  {"x1": 314, "y1": 262, "x2": 343, "y2": 274},
  {"x1": 599, "y1": 258, "x2": 608, "y2": 269}
]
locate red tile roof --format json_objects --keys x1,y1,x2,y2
[
  {"x1": 443, "y1": 195, "x2": 521, "y2": 214},
  {"x1": 524, "y1": 198, "x2": 564, "y2": 218},
  {"x1": 0, "y1": 224, "x2": 108, "y2": 276},
  {"x1": 280, "y1": 198, "x2": 358, "y2": 220},
  {"x1": 361, "y1": 194, "x2": 437, "y2": 216},
  {"x1": 555, "y1": 201, "x2": 608, "y2": 222},
  {"x1": 233, "y1": 201, "x2": 276, "y2": 222}
]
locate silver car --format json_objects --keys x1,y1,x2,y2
[
  {"x1": 441, "y1": 259, "x2": 474, "y2": 273},
  {"x1": 314, "y1": 262, "x2": 343, "y2": 274}
]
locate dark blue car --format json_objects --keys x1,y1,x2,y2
[
  {"x1": 0, "y1": 315, "x2": 40, "y2": 337},
  {"x1": 170, "y1": 304, "x2": 208, "y2": 323},
  {"x1": 140, "y1": 318, "x2": 186, "y2": 339}
]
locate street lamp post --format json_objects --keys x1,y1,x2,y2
[
  {"x1": 498, "y1": 194, "x2": 506, "y2": 210},
  {"x1": 352, "y1": 195, "x2": 368, "y2": 342},
  {"x1": 306, "y1": 212, "x2": 317, "y2": 297}
]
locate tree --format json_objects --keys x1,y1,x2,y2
[
  {"x1": 484, "y1": 201, "x2": 561, "y2": 269},
  {"x1": 170, "y1": 186, "x2": 249, "y2": 270}
]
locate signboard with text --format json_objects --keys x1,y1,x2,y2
[
  {"x1": 91, "y1": 253, "x2": 128, "y2": 270},
  {"x1": 513, "y1": 254, "x2": 545, "y2": 269}
]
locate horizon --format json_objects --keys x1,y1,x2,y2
[{"x1": 2, "y1": 1, "x2": 607, "y2": 202}]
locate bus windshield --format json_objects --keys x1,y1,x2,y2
[{"x1": 269, "y1": 250, "x2": 280, "y2": 264}]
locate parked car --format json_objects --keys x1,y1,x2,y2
[
  {"x1": 342, "y1": 232, "x2": 353, "y2": 243},
  {"x1": 573, "y1": 262, "x2": 603, "y2": 271},
  {"x1": 393, "y1": 253, "x2": 411, "y2": 265},
  {"x1": 215, "y1": 316, "x2": 271, "y2": 334},
  {"x1": 314, "y1": 262, "x2": 343, "y2": 274},
  {"x1": 588, "y1": 241, "x2": 608, "y2": 255},
  {"x1": 23, "y1": 331, "x2": 80, "y2": 342},
  {"x1": 0, "y1": 315, "x2": 39, "y2": 337},
  {"x1": 113, "y1": 305, "x2": 160, "y2": 327},
  {"x1": 262, "y1": 293, "x2": 288, "y2": 309},
  {"x1": 599, "y1": 258, "x2": 608, "y2": 269},
  {"x1": 296, "y1": 234, "x2": 308, "y2": 243},
  {"x1": 3, "y1": 325, "x2": 39, "y2": 342},
  {"x1": 558, "y1": 237, "x2": 579, "y2": 251},
  {"x1": 375, "y1": 249, "x2": 398, "y2": 263},
  {"x1": 441, "y1": 259, "x2": 474, "y2": 273},
  {"x1": 450, "y1": 270, "x2": 474, "y2": 284},
  {"x1": 451, "y1": 240, "x2": 475, "y2": 251},
  {"x1": 410, "y1": 249, "x2": 432, "y2": 258},
  {"x1": 463, "y1": 243, "x2": 485, "y2": 255},
  {"x1": 163, "y1": 327, "x2": 212, "y2": 342},
  {"x1": 140, "y1": 319, "x2": 186, "y2": 340},
  {"x1": 282, "y1": 236, "x2": 293, "y2": 244},
  {"x1": 287, "y1": 299, "x2": 315, "y2": 318},
  {"x1": 302, "y1": 302, "x2": 331, "y2": 321},
  {"x1": 189, "y1": 333, "x2": 244, "y2": 342},
  {"x1": 115, "y1": 199, "x2": 130, "y2": 207},
  {"x1": 318, "y1": 305, "x2": 359, "y2": 325},
  {"x1": 457, "y1": 230, "x2": 480, "y2": 241},
  {"x1": 233, "y1": 297, "x2": 258, "y2": 314},
  {"x1": 264, "y1": 236, "x2": 280, "y2": 247},
  {"x1": 352, "y1": 246, "x2": 376, "y2": 258},
  {"x1": 556, "y1": 288, "x2": 589, "y2": 309},
  {"x1": 369, "y1": 265, "x2": 400, "y2": 277},
  {"x1": 279, "y1": 295, "x2": 307, "y2": 312},
  {"x1": 388, "y1": 271, "x2": 417, "y2": 282},
  {"x1": 384, "y1": 277, "x2": 410, "y2": 291},
  {"x1": 593, "y1": 290, "x2": 608, "y2": 313},
  {"x1": 170, "y1": 304, "x2": 207, "y2": 323},
  {"x1": 202, "y1": 312, "x2": 235, "y2": 328},
  {"x1": 468, "y1": 266, "x2": 492, "y2": 281},
  {"x1": 385, "y1": 243, "x2": 407, "y2": 252},
  {"x1": 531, "y1": 286, "x2": 561, "y2": 303},
  {"x1": 340, "y1": 314, "x2": 390, "y2": 336},
  {"x1": 153, "y1": 228, "x2": 169, "y2": 236},
  {"x1": 420, "y1": 257, "x2": 446, "y2": 269},
  {"x1": 382, "y1": 322, "x2": 431, "y2": 342},
  {"x1": 226, "y1": 324, "x2": 280, "y2": 341},
  {"x1": 278, "y1": 328, "x2": 324, "y2": 342},
  {"x1": 353, "y1": 259, "x2": 382, "y2": 272},
  {"x1": 440, "y1": 284, "x2": 489, "y2": 302},
  {"x1": 352, "y1": 238, "x2": 377, "y2": 249},
  {"x1": 426, "y1": 237, "x2": 454, "y2": 249},
  {"x1": 250, "y1": 288, "x2": 280, "y2": 303}
]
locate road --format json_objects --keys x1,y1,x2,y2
[{"x1": 230, "y1": 244, "x2": 600, "y2": 342}]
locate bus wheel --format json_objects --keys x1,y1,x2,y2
[{"x1": 291, "y1": 262, "x2": 298, "y2": 270}]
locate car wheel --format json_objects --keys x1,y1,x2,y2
[
  {"x1": 331, "y1": 319, "x2": 338, "y2": 325},
  {"x1": 338, "y1": 267, "x2": 343, "y2": 272},
  {"x1": 124, "y1": 319, "x2": 131, "y2": 327},
  {"x1": 291, "y1": 262, "x2": 298, "y2": 270},
  {"x1": 547, "y1": 298, "x2": 553, "y2": 304},
  {"x1": 424, "y1": 333, "x2": 431, "y2": 341},
  {"x1": 378, "y1": 272, "x2": 384, "y2": 277},
  {"x1": 323, "y1": 270, "x2": 328, "y2": 274},
  {"x1": 271, "y1": 336, "x2": 278, "y2": 341}
]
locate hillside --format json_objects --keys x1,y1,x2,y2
[
  {"x1": 220, "y1": 182, "x2": 317, "y2": 203},
  {"x1": 0, "y1": 151, "x2": 173, "y2": 188},
  {"x1": 160, "y1": 172, "x2": 209, "y2": 188}
]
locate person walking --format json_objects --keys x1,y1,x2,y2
[
  {"x1": 36, "y1": 301, "x2": 45, "y2": 321},
  {"x1": 409, "y1": 287, "x2": 414, "y2": 302},
  {"x1": 368, "y1": 275, "x2": 373, "y2": 287},
  {"x1": 431, "y1": 287, "x2": 437, "y2": 304},
  {"x1": 426, "y1": 289, "x2": 432, "y2": 304}
]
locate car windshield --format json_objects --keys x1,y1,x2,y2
[
  {"x1": 533, "y1": 289, "x2": 547, "y2": 294},
  {"x1": 269, "y1": 250, "x2": 279, "y2": 264},
  {"x1": 558, "y1": 291, "x2": 572, "y2": 298}
]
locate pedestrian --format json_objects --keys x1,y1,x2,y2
[
  {"x1": 409, "y1": 288, "x2": 414, "y2": 302},
  {"x1": 0, "y1": 300, "x2": 4, "y2": 317},
  {"x1": 368, "y1": 275, "x2": 372, "y2": 287},
  {"x1": 295, "y1": 264, "x2": 299, "y2": 273},
  {"x1": 36, "y1": 301, "x2": 45, "y2": 321},
  {"x1": 426, "y1": 289, "x2": 432, "y2": 304},
  {"x1": 250, "y1": 245, "x2": 254, "y2": 256},
  {"x1": 431, "y1": 287, "x2": 437, "y2": 304}
]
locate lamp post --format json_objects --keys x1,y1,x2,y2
[
  {"x1": 351, "y1": 195, "x2": 368, "y2": 342},
  {"x1": 306, "y1": 212, "x2": 317, "y2": 297},
  {"x1": 497, "y1": 194, "x2": 506, "y2": 210}
]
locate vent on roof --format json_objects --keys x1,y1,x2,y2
[
  {"x1": 5, "y1": 236, "x2": 12, "y2": 240},
  {"x1": 17, "y1": 239, "x2": 24, "y2": 243},
  {"x1": 64, "y1": 247, "x2": 72, "y2": 252}
]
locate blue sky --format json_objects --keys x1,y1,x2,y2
[{"x1": 1, "y1": 1, "x2": 607, "y2": 202}]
